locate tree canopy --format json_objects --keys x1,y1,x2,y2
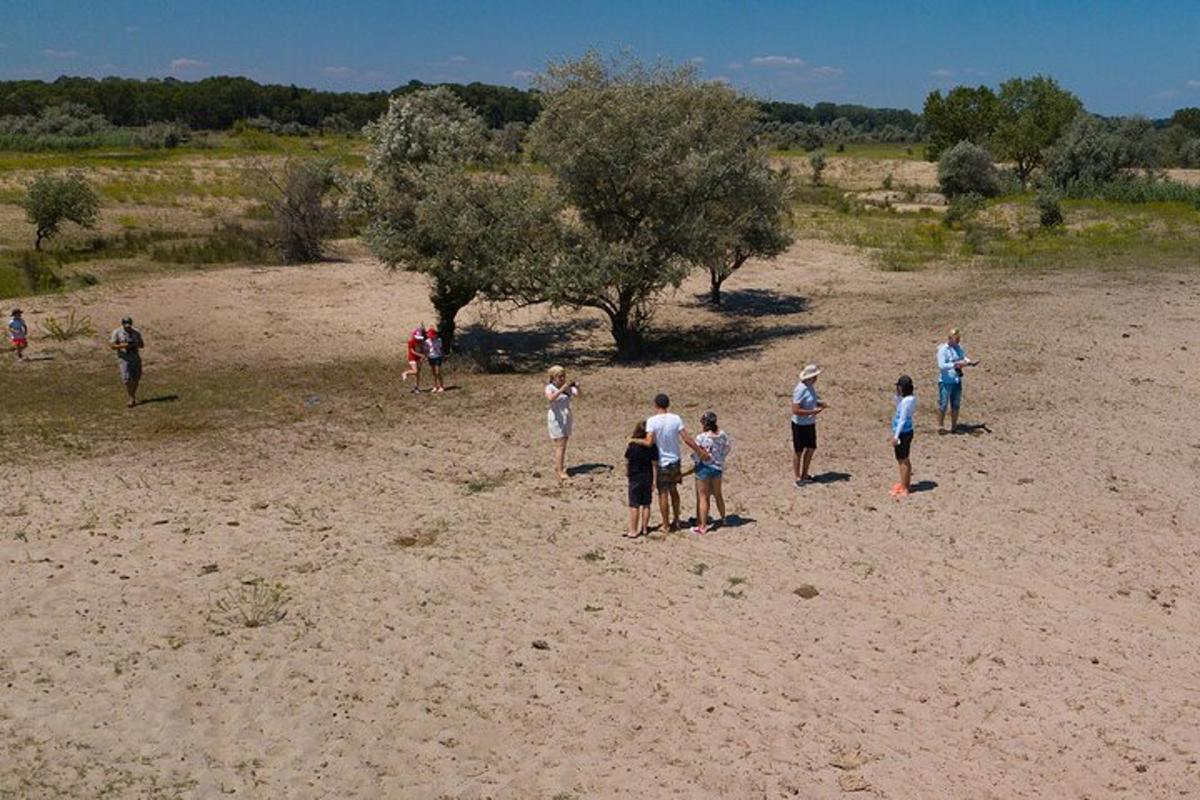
[{"x1": 527, "y1": 53, "x2": 785, "y2": 358}]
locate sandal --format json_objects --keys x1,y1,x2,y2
[{"x1": 689, "y1": 525, "x2": 708, "y2": 535}]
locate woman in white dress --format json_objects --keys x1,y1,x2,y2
[{"x1": 545, "y1": 365, "x2": 580, "y2": 480}]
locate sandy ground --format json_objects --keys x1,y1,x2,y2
[{"x1": 2, "y1": 243, "x2": 1200, "y2": 799}]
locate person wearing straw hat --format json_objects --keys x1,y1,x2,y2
[
  {"x1": 791, "y1": 363, "x2": 826, "y2": 487},
  {"x1": 936, "y1": 328, "x2": 979, "y2": 433}
]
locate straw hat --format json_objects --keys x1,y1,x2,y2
[{"x1": 799, "y1": 364, "x2": 821, "y2": 382}]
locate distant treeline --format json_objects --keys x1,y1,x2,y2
[
  {"x1": 0, "y1": 75, "x2": 926, "y2": 134},
  {"x1": 0, "y1": 76, "x2": 538, "y2": 131}
]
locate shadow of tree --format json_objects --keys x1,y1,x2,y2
[
  {"x1": 456, "y1": 318, "x2": 608, "y2": 373},
  {"x1": 457, "y1": 297, "x2": 820, "y2": 372},
  {"x1": 691, "y1": 288, "x2": 809, "y2": 318},
  {"x1": 642, "y1": 321, "x2": 825, "y2": 365}
]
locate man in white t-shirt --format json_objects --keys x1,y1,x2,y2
[{"x1": 645, "y1": 393, "x2": 706, "y2": 533}]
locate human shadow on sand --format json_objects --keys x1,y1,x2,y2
[
  {"x1": 691, "y1": 288, "x2": 809, "y2": 318},
  {"x1": 138, "y1": 394, "x2": 179, "y2": 405},
  {"x1": 909, "y1": 480, "x2": 938, "y2": 493},
  {"x1": 809, "y1": 471, "x2": 851, "y2": 484},
  {"x1": 950, "y1": 422, "x2": 991, "y2": 435},
  {"x1": 567, "y1": 463, "x2": 614, "y2": 477},
  {"x1": 718, "y1": 514, "x2": 755, "y2": 528}
]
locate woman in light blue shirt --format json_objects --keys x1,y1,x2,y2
[
  {"x1": 891, "y1": 374, "x2": 916, "y2": 497},
  {"x1": 936, "y1": 328, "x2": 978, "y2": 433}
]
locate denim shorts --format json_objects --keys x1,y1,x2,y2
[
  {"x1": 938, "y1": 381, "x2": 962, "y2": 411},
  {"x1": 695, "y1": 463, "x2": 723, "y2": 481}
]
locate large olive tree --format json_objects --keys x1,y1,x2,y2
[
  {"x1": 356, "y1": 87, "x2": 554, "y2": 350},
  {"x1": 992, "y1": 76, "x2": 1082, "y2": 185},
  {"x1": 527, "y1": 53, "x2": 782, "y2": 358}
]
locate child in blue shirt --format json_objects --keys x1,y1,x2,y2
[{"x1": 890, "y1": 374, "x2": 916, "y2": 497}]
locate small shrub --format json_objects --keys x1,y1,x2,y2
[
  {"x1": 809, "y1": 150, "x2": 827, "y2": 186},
  {"x1": 208, "y1": 578, "x2": 289, "y2": 629},
  {"x1": 254, "y1": 158, "x2": 339, "y2": 263},
  {"x1": 943, "y1": 192, "x2": 985, "y2": 228},
  {"x1": 882, "y1": 173, "x2": 894, "y2": 190},
  {"x1": 1036, "y1": 189, "x2": 1065, "y2": 228},
  {"x1": 39, "y1": 310, "x2": 94, "y2": 341},
  {"x1": 937, "y1": 141, "x2": 998, "y2": 198},
  {"x1": 963, "y1": 223, "x2": 988, "y2": 254}
]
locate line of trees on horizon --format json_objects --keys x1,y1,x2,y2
[{"x1": 0, "y1": 74, "x2": 932, "y2": 137}]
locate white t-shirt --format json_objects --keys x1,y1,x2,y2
[
  {"x1": 646, "y1": 412, "x2": 685, "y2": 467},
  {"x1": 791, "y1": 381, "x2": 819, "y2": 426}
]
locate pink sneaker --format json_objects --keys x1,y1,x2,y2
[{"x1": 690, "y1": 525, "x2": 708, "y2": 535}]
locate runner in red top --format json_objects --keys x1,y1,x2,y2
[{"x1": 402, "y1": 325, "x2": 426, "y2": 393}]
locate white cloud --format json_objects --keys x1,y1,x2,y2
[
  {"x1": 688, "y1": 56, "x2": 705, "y2": 65},
  {"x1": 125, "y1": 26, "x2": 138, "y2": 34},
  {"x1": 931, "y1": 68, "x2": 953, "y2": 78},
  {"x1": 449, "y1": 54, "x2": 469, "y2": 63},
  {"x1": 511, "y1": 69, "x2": 534, "y2": 81},
  {"x1": 169, "y1": 57, "x2": 208, "y2": 72},
  {"x1": 1187, "y1": 80, "x2": 1200, "y2": 88},
  {"x1": 751, "y1": 55, "x2": 804, "y2": 67},
  {"x1": 812, "y1": 65, "x2": 843, "y2": 77},
  {"x1": 323, "y1": 66, "x2": 354, "y2": 77},
  {"x1": 43, "y1": 48, "x2": 78, "y2": 58},
  {"x1": 1153, "y1": 88, "x2": 1180, "y2": 100},
  {"x1": 728, "y1": 61, "x2": 743, "y2": 70}
]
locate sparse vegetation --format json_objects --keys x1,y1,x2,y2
[
  {"x1": 38, "y1": 310, "x2": 94, "y2": 341},
  {"x1": 208, "y1": 578, "x2": 290, "y2": 629}
]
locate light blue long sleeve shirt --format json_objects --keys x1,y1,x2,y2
[
  {"x1": 937, "y1": 342, "x2": 967, "y2": 385},
  {"x1": 893, "y1": 395, "x2": 916, "y2": 438}
]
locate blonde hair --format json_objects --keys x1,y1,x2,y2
[
  {"x1": 547, "y1": 365, "x2": 566, "y2": 380},
  {"x1": 949, "y1": 327, "x2": 961, "y2": 337}
]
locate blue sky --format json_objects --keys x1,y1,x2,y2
[{"x1": 2, "y1": 0, "x2": 1198, "y2": 116}]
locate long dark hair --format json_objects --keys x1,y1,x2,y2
[
  {"x1": 631, "y1": 420, "x2": 647, "y2": 438},
  {"x1": 895, "y1": 374, "x2": 914, "y2": 397},
  {"x1": 700, "y1": 410, "x2": 718, "y2": 432}
]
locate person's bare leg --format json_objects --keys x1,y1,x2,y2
[
  {"x1": 695, "y1": 480, "x2": 710, "y2": 530},
  {"x1": 126, "y1": 380, "x2": 139, "y2": 407},
  {"x1": 669, "y1": 485, "x2": 681, "y2": 529},
  {"x1": 554, "y1": 437, "x2": 569, "y2": 480},
  {"x1": 639, "y1": 506, "x2": 650, "y2": 535},
  {"x1": 658, "y1": 490, "x2": 671, "y2": 531},
  {"x1": 627, "y1": 506, "x2": 639, "y2": 536},
  {"x1": 801, "y1": 448, "x2": 814, "y2": 479},
  {"x1": 950, "y1": 406, "x2": 960, "y2": 432},
  {"x1": 899, "y1": 459, "x2": 912, "y2": 492},
  {"x1": 793, "y1": 451, "x2": 802, "y2": 480},
  {"x1": 712, "y1": 477, "x2": 726, "y2": 522}
]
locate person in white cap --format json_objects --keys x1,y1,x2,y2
[
  {"x1": 791, "y1": 363, "x2": 826, "y2": 486},
  {"x1": 936, "y1": 327, "x2": 979, "y2": 433}
]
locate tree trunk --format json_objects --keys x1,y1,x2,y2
[
  {"x1": 431, "y1": 275, "x2": 478, "y2": 353},
  {"x1": 709, "y1": 268, "x2": 725, "y2": 306},
  {"x1": 608, "y1": 303, "x2": 644, "y2": 361},
  {"x1": 34, "y1": 230, "x2": 45, "y2": 251}
]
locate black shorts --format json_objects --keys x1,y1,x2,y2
[
  {"x1": 791, "y1": 421, "x2": 816, "y2": 451},
  {"x1": 627, "y1": 474, "x2": 653, "y2": 508},
  {"x1": 893, "y1": 431, "x2": 914, "y2": 460},
  {"x1": 428, "y1": 356, "x2": 444, "y2": 367}
]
